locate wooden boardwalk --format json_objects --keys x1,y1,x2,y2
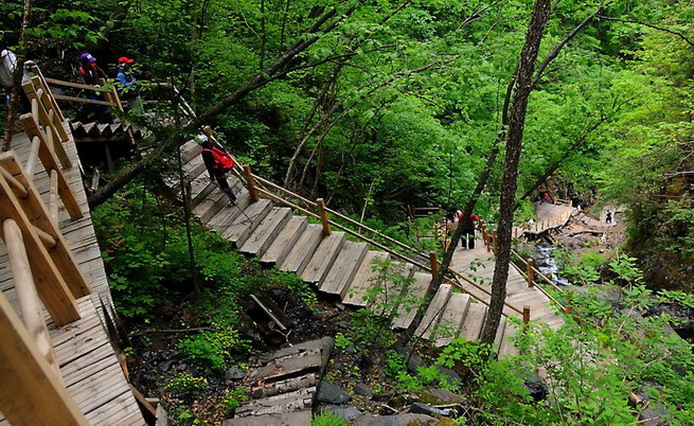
[
  {"x1": 175, "y1": 141, "x2": 569, "y2": 359},
  {"x1": 0, "y1": 123, "x2": 144, "y2": 425}
]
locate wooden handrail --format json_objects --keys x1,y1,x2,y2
[
  {"x1": 43, "y1": 77, "x2": 111, "y2": 92},
  {"x1": 52, "y1": 94, "x2": 117, "y2": 107},
  {"x1": 3, "y1": 218, "x2": 60, "y2": 374}
]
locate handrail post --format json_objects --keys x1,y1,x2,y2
[
  {"x1": 429, "y1": 251, "x2": 438, "y2": 280},
  {"x1": 243, "y1": 165, "x2": 259, "y2": 202},
  {"x1": 526, "y1": 258, "x2": 535, "y2": 287},
  {"x1": 316, "y1": 198, "x2": 331, "y2": 235},
  {"x1": 523, "y1": 305, "x2": 530, "y2": 325}
]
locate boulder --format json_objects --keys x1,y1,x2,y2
[
  {"x1": 225, "y1": 366, "x2": 246, "y2": 381},
  {"x1": 354, "y1": 413, "x2": 436, "y2": 425},
  {"x1": 435, "y1": 366, "x2": 462, "y2": 387},
  {"x1": 418, "y1": 388, "x2": 467, "y2": 406},
  {"x1": 393, "y1": 342, "x2": 425, "y2": 373},
  {"x1": 409, "y1": 402, "x2": 450, "y2": 417},
  {"x1": 354, "y1": 383, "x2": 373, "y2": 397},
  {"x1": 324, "y1": 405, "x2": 362, "y2": 422},
  {"x1": 317, "y1": 382, "x2": 351, "y2": 404}
]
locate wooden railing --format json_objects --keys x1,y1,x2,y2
[{"x1": 0, "y1": 67, "x2": 91, "y2": 425}]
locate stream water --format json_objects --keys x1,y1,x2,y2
[{"x1": 533, "y1": 242, "x2": 572, "y2": 286}]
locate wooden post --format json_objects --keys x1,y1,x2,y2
[
  {"x1": 523, "y1": 305, "x2": 530, "y2": 324},
  {"x1": 526, "y1": 258, "x2": 535, "y2": 287},
  {"x1": 429, "y1": 251, "x2": 438, "y2": 280},
  {"x1": 0, "y1": 292, "x2": 89, "y2": 426},
  {"x1": 30, "y1": 63, "x2": 66, "y2": 122},
  {"x1": 243, "y1": 165, "x2": 259, "y2": 202},
  {"x1": 4, "y1": 218, "x2": 60, "y2": 375},
  {"x1": 316, "y1": 198, "x2": 331, "y2": 235},
  {"x1": 492, "y1": 230, "x2": 498, "y2": 253}
]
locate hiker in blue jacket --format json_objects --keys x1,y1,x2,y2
[{"x1": 116, "y1": 56, "x2": 143, "y2": 113}]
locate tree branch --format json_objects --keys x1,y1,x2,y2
[{"x1": 597, "y1": 14, "x2": 694, "y2": 46}]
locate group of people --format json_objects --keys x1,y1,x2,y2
[
  {"x1": 446, "y1": 210, "x2": 480, "y2": 250},
  {"x1": 76, "y1": 52, "x2": 142, "y2": 122}
]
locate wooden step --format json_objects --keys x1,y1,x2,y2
[
  {"x1": 191, "y1": 182, "x2": 217, "y2": 208},
  {"x1": 319, "y1": 241, "x2": 368, "y2": 295},
  {"x1": 458, "y1": 300, "x2": 487, "y2": 341},
  {"x1": 280, "y1": 224, "x2": 324, "y2": 273},
  {"x1": 497, "y1": 321, "x2": 519, "y2": 359},
  {"x1": 206, "y1": 190, "x2": 251, "y2": 230},
  {"x1": 372, "y1": 262, "x2": 414, "y2": 317},
  {"x1": 341, "y1": 251, "x2": 388, "y2": 307},
  {"x1": 414, "y1": 284, "x2": 452, "y2": 339},
  {"x1": 222, "y1": 199, "x2": 273, "y2": 247},
  {"x1": 493, "y1": 317, "x2": 507, "y2": 353},
  {"x1": 181, "y1": 141, "x2": 202, "y2": 164},
  {"x1": 391, "y1": 272, "x2": 433, "y2": 330},
  {"x1": 434, "y1": 293, "x2": 471, "y2": 347},
  {"x1": 301, "y1": 232, "x2": 346, "y2": 284},
  {"x1": 261, "y1": 216, "x2": 308, "y2": 265},
  {"x1": 240, "y1": 208, "x2": 292, "y2": 256}
]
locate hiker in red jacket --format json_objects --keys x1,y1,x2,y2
[
  {"x1": 196, "y1": 134, "x2": 237, "y2": 205},
  {"x1": 458, "y1": 211, "x2": 480, "y2": 249}
]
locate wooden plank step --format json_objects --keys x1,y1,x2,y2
[
  {"x1": 261, "y1": 216, "x2": 308, "y2": 266},
  {"x1": 250, "y1": 349, "x2": 323, "y2": 381},
  {"x1": 206, "y1": 190, "x2": 251, "y2": 230},
  {"x1": 319, "y1": 241, "x2": 368, "y2": 295},
  {"x1": 301, "y1": 232, "x2": 346, "y2": 284},
  {"x1": 191, "y1": 182, "x2": 217, "y2": 208},
  {"x1": 493, "y1": 317, "x2": 507, "y2": 353},
  {"x1": 414, "y1": 284, "x2": 452, "y2": 339},
  {"x1": 392, "y1": 272, "x2": 433, "y2": 330},
  {"x1": 280, "y1": 224, "x2": 324, "y2": 273},
  {"x1": 341, "y1": 251, "x2": 388, "y2": 307},
  {"x1": 181, "y1": 141, "x2": 202, "y2": 164},
  {"x1": 434, "y1": 293, "x2": 471, "y2": 347},
  {"x1": 221, "y1": 199, "x2": 273, "y2": 247},
  {"x1": 240, "y1": 207, "x2": 292, "y2": 256},
  {"x1": 458, "y1": 300, "x2": 487, "y2": 341},
  {"x1": 498, "y1": 321, "x2": 519, "y2": 359}
]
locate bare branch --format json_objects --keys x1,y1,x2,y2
[{"x1": 597, "y1": 14, "x2": 694, "y2": 46}]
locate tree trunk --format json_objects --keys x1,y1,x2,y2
[
  {"x1": 480, "y1": 0, "x2": 553, "y2": 345},
  {"x1": 2, "y1": 0, "x2": 32, "y2": 151}
]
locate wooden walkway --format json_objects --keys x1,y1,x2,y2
[
  {"x1": 0, "y1": 123, "x2": 144, "y2": 425},
  {"x1": 175, "y1": 141, "x2": 568, "y2": 359}
]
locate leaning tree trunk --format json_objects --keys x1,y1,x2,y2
[{"x1": 480, "y1": 0, "x2": 553, "y2": 345}]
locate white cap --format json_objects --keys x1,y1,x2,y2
[{"x1": 195, "y1": 134, "x2": 208, "y2": 144}]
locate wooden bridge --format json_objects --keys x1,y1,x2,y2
[
  {"x1": 174, "y1": 136, "x2": 571, "y2": 360},
  {"x1": 0, "y1": 70, "x2": 144, "y2": 425}
]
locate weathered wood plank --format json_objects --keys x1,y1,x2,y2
[
  {"x1": 260, "y1": 216, "x2": 307, "y2": 265},
  {"x1": 280, "y1": 224, "x2": 324, "y2": 273},
  {"x1": 301, "y1": 232, "x2": 346, "y2": 284},
  {"x1": 319, "y1": 241, "x2": 367, "y2": 295}
]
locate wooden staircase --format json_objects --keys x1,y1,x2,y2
[{"x1": 172, "y1": 140, "x2": 528, "y2": 358}]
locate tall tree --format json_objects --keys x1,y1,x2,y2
[{"x1": 480, "y1": 0, "x2": 553, "y2": 345}]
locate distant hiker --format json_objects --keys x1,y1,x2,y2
[
  {"x1": 0, "y1": 49, "x2": 30, "y2": 105},
  {"x1": 445, "y1": 211, "x2": 459, "y2": 233},
  {"x1": 196, "y1": 134, "x2": 237, "y2": 205},
  {"x1": 458, "y1": 211, "x2": 480, "y2": 250},
  {"x1": 77, "y1": 52, "x2": 111, "y2": 123},
  {"x1": 541, "y1": 191, "x2": 550, "y2": 204},
  {"x1": 605, "y1": 211, "x2": 612, "y2": 224},
  {"x1": 116, "y1": 56, "x2": 143, "y2": 113}
]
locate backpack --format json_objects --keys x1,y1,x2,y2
[{"x1": 204, "y1": 146, "x2": 235, "y2": 173}]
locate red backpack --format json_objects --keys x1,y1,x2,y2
[{"x1": 204, "y1": 146, "x2": 235, "y2": 173}]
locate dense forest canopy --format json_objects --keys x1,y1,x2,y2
[{"x1": 1, "y1": 1, "x2": 691, "y2": 277}]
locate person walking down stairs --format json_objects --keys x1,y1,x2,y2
[
  {"x1": 196, "y1": 134, "x2": 237, "y2": 205},
  {"x1": 458, "y1": 211, "x2": 480, "y2": 249}
]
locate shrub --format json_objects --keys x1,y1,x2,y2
[
  {"x1": 165, "y1": 372, "x2": 208, "y2": 399},
  {"x1": 312, "y1": 411, "x2": 348, "y2": 426},
  {"x1": 178, "y1": 324, "x2": 249, "y2": 372}
]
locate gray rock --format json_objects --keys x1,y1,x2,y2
[
  {"x1": 324, "y1": 405, "x2": 362, "y2": 422},
  {"x1": 158, "y1": 359, "x2": 173, "y2": 372},
  {"x1": 225, "y1": 366, "x2": 246, "y2": 381},
  {"x1": 354, "y1": 413, "x2": 436, "y2": 425},
  {"x1": 523, "y1": 376, "x2": 546, "y2": 401},
  {"x1": 318, "y1": 382, "x2": 351, "y2": 404},
  {"x1": 435, "y1": 366, "x2": 462, "y2": 386},
  {"x1": 354, "y1": 383, "x2": 373, "y2": 397},
  {"x1": 409, "y1": 402, "x2": 450, "y2": 417},
  {"x1": 419, "y1": 388, "x2": 467, "y2": 405},
  {"x1": 393, "y1": 343, "x2": 425, "y2": 373}
]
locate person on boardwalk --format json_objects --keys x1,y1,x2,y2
[
  {"x1": 116, "y1": 56, "x2": 143, "y2": 113},
  {"x1": 458, "y1": 211, "x2": 480, "y2": 249},
  {"x1": 196, "y1": 134, "x2": 237, "y2": 205},
  {"x1": 76, "y1": 52, "x2": 111, "y2": 123},
  {"x1": 605, "y1": 211, "x2": 612, "y2": 224}
]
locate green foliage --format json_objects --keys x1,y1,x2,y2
[
  {"x1": 178, "y1": 324, "x2": 249, "y2": 372},
  {"x1": 166, "y1": 372, "x2": 208, "y2": 400},
  {"x1": 555, "y1": 248, "x2": 608, "y2": 285},
  {"x1": 223, "y1": 388, "x2": 249, "y2": 416},
  {"x1": 334, "y1": 332, "x2": 352, "y2": 351},
  {"x1": 312, "y1": 411, "x2": 348, "y2": 426}
]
